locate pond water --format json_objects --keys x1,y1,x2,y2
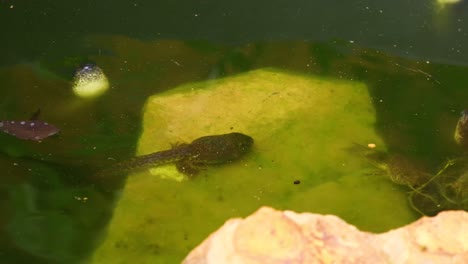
[{"x1": 0, "y1": 1, "x2": 467, "y2": 263}]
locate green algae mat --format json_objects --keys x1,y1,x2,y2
[{"x1": 89, "y1": 68, "x2": 417, "y2": 264}]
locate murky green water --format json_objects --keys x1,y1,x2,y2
[{"x1": 1, "y1": 1, "x2": 467, "y2": 263}]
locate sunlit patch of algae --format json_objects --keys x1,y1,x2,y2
[{"x1": 89, "y1": 68, "x2": 417, "y2": 264}]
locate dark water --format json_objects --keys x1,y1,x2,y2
[{"x1": 0, "y1": 0, "x2": 467, "y2": 263}]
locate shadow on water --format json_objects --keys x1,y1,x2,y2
[{"x1": 1, "y1": 35, "x2": 468, "y2": 263}]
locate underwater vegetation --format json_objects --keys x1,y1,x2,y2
[
  {"x1": 409, "y1": 156, "x2": 468, "y2": 215},
  {"x1": 361, "y1": 110, "x2": 468, "y2": 215}
]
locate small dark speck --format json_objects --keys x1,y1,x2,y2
[
  {"x1": 147, "y1": 243, "x2": 161, "y2": 254},
  {"x1": 230, "y1": 127, "x2": 234, "y2": 130},
  {"x1": 293, "y1": 180, "x2": 301, "y2": 185},
  {"x1": 145, "y1": 217, "x2": 156, "y2": 225},
  {"x1": 114, "y1": 240, "x2": 128, "y2": 249}
]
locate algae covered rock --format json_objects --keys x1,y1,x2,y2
[{"x1": 89, "y1": 68, "x2": 415, "y2": 264}]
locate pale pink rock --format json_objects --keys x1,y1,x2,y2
[{"x1": 183, "y1": 207, "x2": 468, "y2": 264}]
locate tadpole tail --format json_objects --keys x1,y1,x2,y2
[{"x1": 94, "y1": 148, "x2": 186, "y2": 178}]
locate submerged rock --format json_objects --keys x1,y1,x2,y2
[{"x1": 89, "y1": 68, "x2": 413, "y2": 263}]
